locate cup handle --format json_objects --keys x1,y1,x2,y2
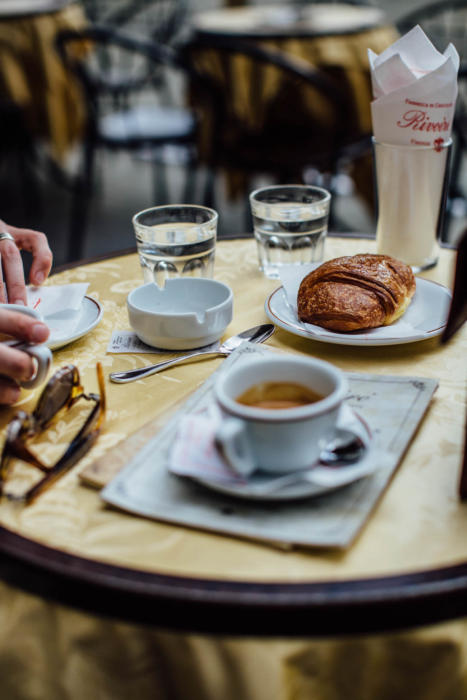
[
  {"x1": 18, "y1": 344, "x2": 52, "y2": 389},
  {"x1": 215, "y1": 418, "x2": 257, "y2": 477}
]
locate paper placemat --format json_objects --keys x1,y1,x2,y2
[{"x1": 100, "y1": 343, "x2": 438, "y2": 549}]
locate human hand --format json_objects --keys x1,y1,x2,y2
[
  {"x1": 0, "y1": 308, "x2": 50, "y2": 405},
  {"x1": 0, "y1": 221, "x2": 53, "y2": 305}
]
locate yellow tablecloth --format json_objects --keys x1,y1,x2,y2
[
  {"x1": 0, "y1": 236, "x2": 466, "y2": 699},
  {"x1": 0, "y1": 2, "x2": 87, "y2": 160}
]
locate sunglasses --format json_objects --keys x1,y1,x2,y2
[{"x1": 0, "y1": 363, "x2": 106, "y2": 505}]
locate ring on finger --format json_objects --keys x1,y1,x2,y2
[{"x1": 0, "y1": 232, "x2": 15, "y2": 244}]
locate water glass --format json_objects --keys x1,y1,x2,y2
[
  {"x1": 132, "y1": 205, "x2": 218, "y2": 286},
  {"x1": 373, "y1": 138, "x2": 452, "y2": 272},
  {"x1": 249, "y1": 185, "x2": 331, "y2": 279}
]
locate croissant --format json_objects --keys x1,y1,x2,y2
[{"x1": 297, "y1": 254, "x2": 416, "y2": 332}]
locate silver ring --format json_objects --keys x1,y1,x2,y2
[{"x1": 0, "y1": 232, "x2": 14, "y2": 243}]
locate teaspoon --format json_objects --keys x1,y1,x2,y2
[{"x1": 109, "y1": 323, "x2": 274, "y2": 383}]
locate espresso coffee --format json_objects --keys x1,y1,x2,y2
[{"x1": 236, "y1": 381, "x2": 323, "y2": 410}]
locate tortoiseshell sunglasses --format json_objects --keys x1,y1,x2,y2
[{"x1": 0, "y1": 363, "x2": 105, "y2": 505}]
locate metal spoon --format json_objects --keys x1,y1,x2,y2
[
  {"x1": 319, "y1": 427, "x2": 366, "y2": 466},
  {"x1": 244, "y1": 429, "x2": 367, "y2": 496},
  {"x1": 109, "y1": 323, "x2": 275, "y2": 383}
]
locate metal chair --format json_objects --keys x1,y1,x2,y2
[
  {"x1": 80, "y1": 0, "x2": 188, "y2": 42},
  {"x1": 397, "y1": 0, "x2": 467, "y2": 60},
  {"x1": 0, "y1": 99, "x2": 42, "y2": 218},
  {"x1": 55, "y1": 25, "x2": 202, "y2": 261},
  {"x1": 79, "y1": 0, "x2": 188, "y2": 102}
]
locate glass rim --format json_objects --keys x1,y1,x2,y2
[
  {"x1": 372, "y1": 136, "x2": 453, "y2": 151},
  {"x1": 249, "y1": 184, "x2": 331, "y2": 204},
  {"x1": 132, "y1": 204, "x2": 219, "y2": 228}
]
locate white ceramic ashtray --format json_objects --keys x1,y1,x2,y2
[{"x1": 127, "y1": 278, "x2": 234, "y2": 350}]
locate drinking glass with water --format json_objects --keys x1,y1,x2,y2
[
  {"x1": 132, "y1": 205, "x2": 218, "y2": 286},
  {"x1": 249, "y1": 185, "x2": 331, "y2": 279}
]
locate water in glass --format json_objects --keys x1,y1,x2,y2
[
  {"x1": 135, "y1": 220, "x2": 216, "y2": 286},
  {"x1": 252, "y1": 199, "x2": 329, "y2": 279}
]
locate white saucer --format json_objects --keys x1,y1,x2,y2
[
  {"x1": 191, "y1": 412, "x2": 378, "y2": 502},
  {"x1": 46, "y1": 296, "x2": 103, "y2": 351},
  {"x1": 265, "y1": 278, "x2": 451, "y2": 347},
  {"x1": 193, "y1": 472, "x2": 334, "y2": 501},
  {"x1": 192, "y1": 451, "x2": 377, "y2": 501}
]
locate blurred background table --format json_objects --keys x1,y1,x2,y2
[
  {"x1": 0, "y1": 235, "x2": 466, "y2": 698},
  {"x1": 187, "y1": 3, "x2": 399, "y2": 226},
  {"x1": 191, "y1": 2, "x2": 388, "y2": 38},
  {"x1": 0, "y1": 0, "x2": 87, "y2": 165}
]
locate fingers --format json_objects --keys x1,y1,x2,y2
[
  {"x1": 0, "y1": 344, "x2": 37, "y2": 396},
  {"x1": 0, "y1": 221, "x2": 53, "y2": 291},
  {"x1": 0, "y1": 309, "x2": 50, "y2": 344},
  {"x1": 0, "y1": 377, "x2": 21, "y2": 406},
  {"x1": 0, "y1": 237, "x2": 27, "y2": 305},
  {"x1": 0, "y1": 309, "x2": 49, "y2": 405}
]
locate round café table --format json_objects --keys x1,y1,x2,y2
[
  {"x1": 0, "y1": 0, "x2": 72, "y2": 18},
  {"x1": 0, "y1": 236, "x2": 466, "y2": 699},
  {"x1": 190, "y1": 3, "x2": 388, "y2": 40}
]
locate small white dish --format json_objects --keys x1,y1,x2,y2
[
  {"x1": 265, "y1": 278, "x2": 451, "y2": 347},
  {"x1": 46, "y1": 296, "x2": 103, "y2": 351},
  {"x1": 127, "y1": 278, "x2": 234, "y2": 350}
]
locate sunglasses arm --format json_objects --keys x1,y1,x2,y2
[{"x1": 17, "y1": 430, "x2": 100, "y2": 506}]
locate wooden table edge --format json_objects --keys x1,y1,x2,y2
[{"x1": 1, "y1": 521, "x2": 467, "y2": 636}]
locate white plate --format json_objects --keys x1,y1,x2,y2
[
  {"x1": 46, "y1": 296, "x2": 103, "y2": 351},
  {"x1": 265, "y1": 278, "x2": 451, "y2": 347}
]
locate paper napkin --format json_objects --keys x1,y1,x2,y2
[
  {"x1": 27, "y1": 283, "x2": 89, "y2": 340},
  {"x1": 106, "y1": 330, "x2": 220, "y2": 354},
  {"x1": 368, "y1": 25, "x2": 459, "y2": 147}
]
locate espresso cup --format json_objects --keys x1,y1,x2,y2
[
  {"x1": 214, "y1": 354, "x2": 347, "y2": 477},
  {"x1": 0, "y1": 304, "x2": 52, "y2": 388}
]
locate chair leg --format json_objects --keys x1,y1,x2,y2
[
  {"x1": 68, "y1": 141, "x2": 95, "y2": 261},
  {"x1": 152, "y1": 160, "x2": 169, "y2": 205},
  {"x1": 17, "y1": 149, "x2": 42, "y2": 217},
  {"x1": 182, "y1": 166, "x2": 196, "y2": 204},
  {"x1": 202, "y1": 167, "x2": 216, "y2": 209}
]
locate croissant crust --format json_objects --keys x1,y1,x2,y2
[{"x1": 297, "y1": 254, "x2": 416, "y2": 332}]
